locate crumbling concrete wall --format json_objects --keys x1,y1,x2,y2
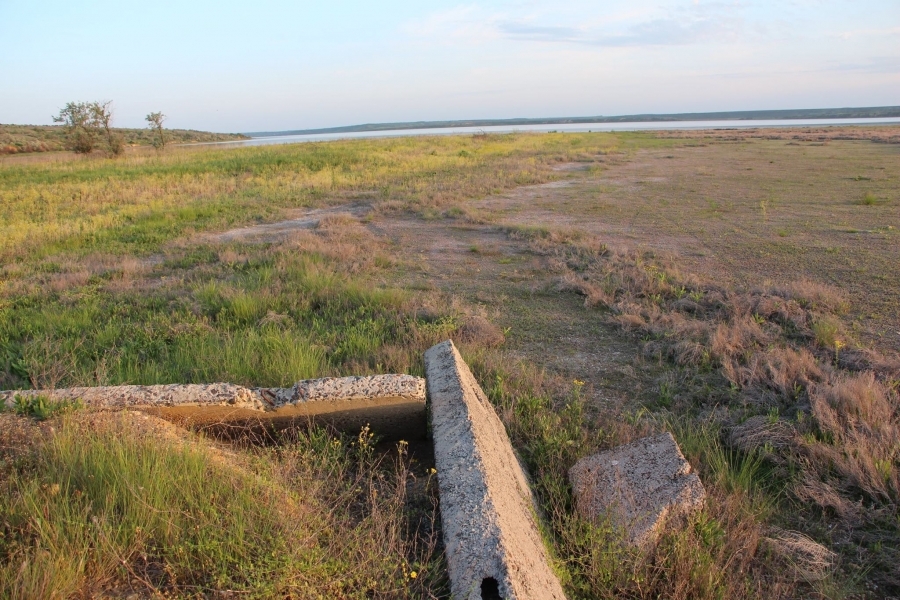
[
  {"x1": 1, "y1": 375, "x2": 426, "y2": 440},
  {"x1": 425, "y1": 340, "x2": 566, "y2": 600}
]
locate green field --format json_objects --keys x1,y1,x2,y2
[{"x1": 1, "y1": 129, "x2": 898, "y2": 598}]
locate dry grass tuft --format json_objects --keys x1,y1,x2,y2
[
  {"x1": 813, "y1": 370, "x2": 895, "y2": 425},
  {"x1": 557, "y1": 273, "x2": 613, "y2": 308},
  {"x1": 806, "y1": 372, "x2": 899, "y2": 501},
  {"x1": 727, "y1": 415, "x2": 796, "y2": 455},
  {"x1": 453, "y1": 315, "x2": 506, "y2": 348},
  {"x1": 764, "y1": 528, "x2": 836, "y2": 583},
  {"x1": 734, "y1": 347, "x2": 825, "y2": 400},
  {"x1": 793, "y1": 474, "x2": 862, "y2": 524},
  {"x1": 286, "y1": 217, "x2": 381, "y2": 274},
  {"x1": 47, "y1": 270, "x2": 92, "y2": 292},
  {"x1": 768, "y1": 280, "x2": 850, "y2": 314},
  {"x1": 710, "y1": 315, "x2": 771, "y2": 362},
  {"x1": 315, "y1": 213, "x2": 359, "y2": 230}
]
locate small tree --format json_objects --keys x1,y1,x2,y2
[
  {"x1": 91, "y1": 101, "x2": 124, "y2": 156},
  {"x1": 53, "y1": 102, "x2": 97, "y2": 154},
  {"x1": 53, "y1": 100, "x2": 124, "y2": 156},
  {"x1": 146, "y1": 112, "x2": 167, "y2": 149}
]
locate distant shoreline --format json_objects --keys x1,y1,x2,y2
[{"x1": 246, "y1": 106, "x2": 900, "y2": 138}]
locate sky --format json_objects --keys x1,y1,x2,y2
[{"x1": 1, "y1": 0, "x2": 898, "y2": 132}]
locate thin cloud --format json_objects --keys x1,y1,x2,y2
[
  {"x1": 831, "y1": 26, "x2": 900, "y2": 40},
  {"x1": 498, "y1": 13, "x2": 744, "y2": 46},
  {"x1": 826, "y1": 55, "x2": 900, "y2": 74},
  {"x1": 401, "y1": 5, "x2": 502, "y2": 43},
  {"x1": 406, "y1": 2, "x2": 751, "y2": 48}
]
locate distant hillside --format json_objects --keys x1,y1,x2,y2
[
  {"x1": 249, "y1": 106, "x2": 900, "y2": 137},
  {"x1": 0, "y1": 124, "x2": 249, "y2": 155}
]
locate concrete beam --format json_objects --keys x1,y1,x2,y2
[
  {"x1": 425, "y1": 340, "x2": 566, "y2": 600},
  {"x1": 1, "y1": 375, "x2": 426, "y2": 440}
]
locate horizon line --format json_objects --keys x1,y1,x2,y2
[{"x1": 245, "y1": 105, "x2": 900, "y2": 137}]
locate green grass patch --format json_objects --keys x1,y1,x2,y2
[
  {"x1": 0, "y1": 416, "x2": 443, "y2": 598},
  {"x1": 4, "y1": 394, "x2": 82, "y2": 420},
  {"x1": 855, "y1": 191, "x2": 886, "y2": 206}
]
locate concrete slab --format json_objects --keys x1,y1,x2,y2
[
  {"x1": 425, "y1": 340, "x2": 566, "y2": 600},
  {"x1": 1, "y1": 375, "x2": 426, "y2": 440},
  {"x1": 569, "y1": 432, "x2": 706, "y2": 548}
]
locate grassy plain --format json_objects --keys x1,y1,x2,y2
[{"x1": 1, "y1": 128, "x2": 898, "y2": 598}]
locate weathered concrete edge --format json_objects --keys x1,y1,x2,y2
[
  {"x1": 1, "y1": 375, "x2": 426, "y2": 412},
  {"x1": 425, "y1": 340, "x2": 567, "y2": 600}
]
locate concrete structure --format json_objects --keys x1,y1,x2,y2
[
  {"x1": 425, "y1": 340, "x2": 566, "y2": 600},
  {"x1": 0, "y1": 375, "x2": 426, "y2": 440},
  {"x1": 569, "y1": 432, "x2": 706, "y2": 548}
]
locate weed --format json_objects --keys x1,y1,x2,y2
[
  {"x1": 811, "y1": 317, "x2": 842, "y2": 349},
  {"x1": 6, "y1": 394, "x2": 82, "y2": 420},
  {"x1": 508, "y1": 216, "x2": 898, "y2": 593},
  {"x1": 856, "y1": 191, "x2": 881, "y2": 205},
  {"x1": 4, "y1": 130, "x2": 899, "y2": 596}
]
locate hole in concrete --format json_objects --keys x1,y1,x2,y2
[{"x1": 480, "y1": 577, "x2": 502, "y2": 599}]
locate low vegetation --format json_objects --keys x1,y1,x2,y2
[
  {"x1": 509, "y1": 222, "x2": 899, "y2": 594},
  {"x1": 0, "y1": 123, "x2": 248, "y2": 156},
  {"x1": 0, "y1": 412, "x2": 443, "y2": 598},
  {"x1": 1, "y1": 130, "x2": 898, "y2": 597}
]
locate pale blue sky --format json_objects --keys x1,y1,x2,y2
[{"x1": 1, "y1": 1, "x2": 898, "y2": 132}]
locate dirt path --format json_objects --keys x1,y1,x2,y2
[{"x1": 370, "y1": 199, "x2": 658, "y2": 412}]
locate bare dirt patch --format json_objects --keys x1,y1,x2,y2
[
  {"x1": 474, "y1": 138, "x2": 900, "y2": 353},
  {"x1": 206, "y1": 203, "x2": 372, "y2": 244}
]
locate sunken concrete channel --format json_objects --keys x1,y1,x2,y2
[
  {"x1": 425, "y1": 340, "x2": 567, "y2": 600},
  {"x1": 0, "y1": 375, "x2": 427, "y2": 440},
  {"x1": 4, "y1": 345, "x2": 568, "y2": 599}
]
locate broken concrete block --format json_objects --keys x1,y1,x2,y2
[
  {"x1": 425, "y1": 340, "x2": 566, "y2": 600},
  {"x1": 569, "y1": 432, "x2": 706, "y2": 548},
  {"x1": 1, "y1": 375, "x2": 426, "y2": 440}
]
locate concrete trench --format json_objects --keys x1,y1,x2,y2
[
  {"x1": 3, "y1": 343, "x2": 567, "y2": 599},
  {"x1": 1, "y1": 375, "x2": 427, "y2": 441}
]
